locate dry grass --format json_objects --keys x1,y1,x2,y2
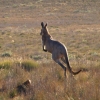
[
  {"x1": 0, "y1": 0, "x2": 100, "y2": 100},
  {"x1": 0, "y1": 60, "x2": 100, "y2": 100}
]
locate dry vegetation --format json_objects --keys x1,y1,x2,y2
[{"x1": 0, "y1": 0, "x2": 100, "y2": 100}]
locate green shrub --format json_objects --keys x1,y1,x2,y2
[
  {"x1": 1, "y1": 51, "x2": 12, "y2": 57},
  {"x1": 0, "y1": 61, "x2": 13, "y2": 69},
  {"x1": 21, "y1": 60, "x2": 39, "y2": 71}
]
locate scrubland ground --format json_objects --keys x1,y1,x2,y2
[{"x1": 0, "y1": 0, "x2": 100, "y2": 100}]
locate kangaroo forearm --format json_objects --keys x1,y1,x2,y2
[
  {"x1": 43, "y1": 49, "x2": 47, "y2": 52},
  {"x1": 43, "y1": 45, "x2": 47, "y2": 52}
]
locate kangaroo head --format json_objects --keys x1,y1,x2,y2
[{"x1": 40, "y1": 22, "x2": 48, "y2": 36}]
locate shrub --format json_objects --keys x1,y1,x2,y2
[
  {"x1": 0, "y1": 60, "x2": 13, "y2": 69},
  {"x1": 1, "y1": 51, "x2": 12, "y2": 57},
  {"x1": 21, "y1": 60, "x2": 39, "y2": 71},
  {"x1": 30, "y1": 55, "x2": 43, "y2": 60}
]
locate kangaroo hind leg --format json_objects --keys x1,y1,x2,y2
[
  {"x1": 53, "y1": 59, "x2": 67, "y2": 78},
  {"x1": 61, "y1": 57, "x2": 66, "y2": 64}
]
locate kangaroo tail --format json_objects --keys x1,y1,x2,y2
[{"x1": 65, "y1": 52, "x2": 82, "y2": 75}]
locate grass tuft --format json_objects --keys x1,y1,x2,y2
[
  {"x1": 0, "y1": 60, "x2": 13, "y2": 69},
  {"x1": 21, "y1": 60, "x2": 39, "y2": 71},
  {"x1": 1, "y1": 51, "x2": 12, "y2": 57}
]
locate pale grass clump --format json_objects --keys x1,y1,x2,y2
[
  {"x1": 21, "y1": 59, "x2": 39, "y2": 71},
  {"x1": 1, "y1": 51, "x2": 12, "y2": 57},
  {"x1": 0, "y1": 60, "x2": 13, "y2": 69}
]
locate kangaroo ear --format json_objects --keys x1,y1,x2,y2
[
  {"x1": 45, "y1": 23, "x2": 47, "y2": 27},
  {"x1": 41, "y1": 22, "x2": 44, "y2": 28}
]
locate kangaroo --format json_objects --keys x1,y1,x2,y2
[{"x1": 40, "y1": 22, "x2": 82, "y2": 77}]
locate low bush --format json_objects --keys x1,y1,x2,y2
[
  {"x1": 1, "y1": 51, "x2": 12, "y2": 57},
  {"x1": 0, "y1": 60, "x2": 13, "y2": 69},
  {"x1": 21, "y1": 60, "x2": 39, "y2": 71}
]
